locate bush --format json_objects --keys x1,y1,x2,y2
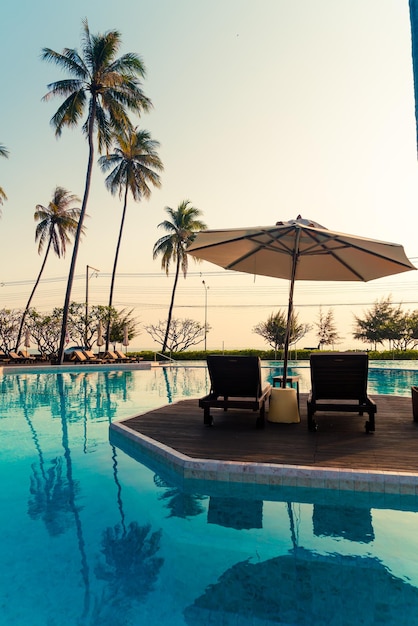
[{"x1": 130, "y1": 348, "x2": 418, "y2": 362}]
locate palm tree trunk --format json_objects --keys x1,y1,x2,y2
[
  {"x1": 162, "y1": 254, "x2": 181, "y2": 353},
  {"x1": 409, "y1": 0, "x2": 418, "y2": 154},
  {"x1": 57, "y1": 108, "x2": 96, "y2": 364},
  {"x1": 105, "y1": 182, "x2": 129, "y2": 351},
  {"x1": 15, "y1": 237, "x2": 52, "y2": 351}
]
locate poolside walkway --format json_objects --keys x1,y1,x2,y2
[{"x1": 110, "y1": 394, "x2": 418, "y2": 494}]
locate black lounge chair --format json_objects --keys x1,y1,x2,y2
[
  {"x1": 199, "y1": 355, "x2": 271, "y2": 429},
  {"x1": 307, "y1": 352, "x2": 376, "y2": 433}
]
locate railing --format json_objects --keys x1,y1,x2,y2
[{"x1": 154, "y1": 352, "x2": 179, "y2": 365}]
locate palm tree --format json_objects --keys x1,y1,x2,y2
[
  {"x1": 0, "y1": 143, "x2": 9, "y2": 209},
  {"x1": 41, "y1": 19, "x2": 151, "y2": 363},
  {"x1": 15, "y1": 187, "x2": 82, "y2": 351},
  {"x1": 98, "y1": 128, "x2": 163, "y2": 350},
  {"x1": 153, "y1": 201, "x2": 207, "y2": 352}
]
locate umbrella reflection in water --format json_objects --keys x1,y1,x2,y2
[{"x1": 184, "y1": 499, "x2": 418, "y2": 625}]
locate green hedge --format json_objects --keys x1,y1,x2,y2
[{"x1": 129, "y1": 349, "x2": 418, "y2": 362}]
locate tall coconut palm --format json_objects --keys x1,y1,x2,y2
[
  {"x1": 41, "y1": 19, "x2": 151, "y2": 363},
  {"x1": 0, "y1": 143, "x2": 9, "y2": 209},
  {"x1": 98, "y1": 128, "x2": 163, "y2": 350},
  {"x1": 153, "y1": 201, "x2": 207, "y2": 353},
  {"x1": 15, "y1": 187, "x2": 82, "y2": 351}
]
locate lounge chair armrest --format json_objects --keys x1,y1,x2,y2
[{"x1": 260, "y1": 384, "x2": 272, "y2": 401}]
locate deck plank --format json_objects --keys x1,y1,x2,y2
[{"x1": 120, "y1": 393, "x2": 418, "y2": 474}]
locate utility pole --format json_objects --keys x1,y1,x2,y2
[
  {"x1": 85, "y1": 265, "x2": 100, "y2": 347},
  {"x1": 202, "y1": 280, "x2": 209, "y2": 351}
]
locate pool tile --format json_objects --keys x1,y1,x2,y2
[{"x1": 110, "y1": 421, "x2": 418, "y2": 495}]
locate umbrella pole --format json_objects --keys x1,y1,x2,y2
[{"x1": 282, "y1": 229, "x2": 301, "y2": 388}]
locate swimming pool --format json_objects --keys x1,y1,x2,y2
[
  {"x1": 264, "y1": 359, "x2": 418, "y2": 396},
  {"x1": 1, "y1": 366, "x2": 418, "y2": 625}
]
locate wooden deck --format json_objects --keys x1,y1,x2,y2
[{"x1": 120, "y1": 393, "x2": 418, "y2": 474}]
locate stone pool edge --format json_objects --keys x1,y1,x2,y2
[{"x1": 109, "y1": 421, "x2": 418, "y2": 496}]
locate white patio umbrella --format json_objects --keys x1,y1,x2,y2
[
  {"x1": 187, "y1": 216, "x2": 416, "y2": 385},
  {"x1": 97, "y1": 321, "x2": 104, "y2": 348},
  {"x1": 123, "y1": 325, "x2": 129, "y2": 353},
  {"x1": 24, "y1": 328, "x2": 31, "y2": 348}
]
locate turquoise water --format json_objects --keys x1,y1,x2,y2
[
  {"x1": 263, "y1": 359, "x2": 418, "y2": 396},
  {"x1": 1, "y1": 366, "x2": 418, "y2": 625}
]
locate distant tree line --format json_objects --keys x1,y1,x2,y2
[
  {"x1": 0, "y1": 305, "x2": 137, "y2": 359},
  {"x1": 353, "y1": 296, "x2": 418, "y2": 351},
  {"x1": 253, "y1": 297, "x2": 418, "y2": 353}
]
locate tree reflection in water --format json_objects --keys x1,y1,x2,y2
[
  {"x1": 146, "y1": 365, "x2": 208, "y2": 404},
  {"x1": 28, "y1": 456, "x2": 79, "y2": 536},
  {"x1": 96, "y1": 522, "x2": 163, "y2": 599},
  {"x1": 16, "y1": 375, "x2": 79, "y2": 537},
  {"x1": 8, "y1": 368, "x2": 167, "y2": 624},
  {"x1": 92, "y1": 371, "x2": 165, "y2": 621},
  {"x1": 56, "y1": 374, "x2": 91, "y2": 617},
  {"x1": 154, "y1": 474, "x2": 207, "y2": 519}
]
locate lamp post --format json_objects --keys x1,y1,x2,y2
[
  {"x1": 202, "y1": 280, "x2": 209, "y2": 351},
  {"x1": 85, "y1": 265, "x2": 100, "y2": 347}
]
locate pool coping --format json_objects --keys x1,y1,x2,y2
[
  {"x1": 0, "y1": 362, "x2": 153, "y2": 374},
  {"x1": 110, "y1": 419, "x2": 418, "y2": 496}
]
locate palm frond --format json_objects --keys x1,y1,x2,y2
[
  {"x1": 42, "y1": 79, "x2": 85, "y2": 101},
  {"x1": 49, "y1": 91, "x2": 86, "y2": 135},
  {"x1": 41, "y1": 48, "x2": 87, "y2": 79},
  {"x1": 0, "y1": 144, "x2": 9, "y2": 159},
  {"x1": 34, "y1": 187, "x2": 82, "y2": 256},
  {"x1": 109, "y1": 52, "x2": 147, "y2": 78},
  {"x1": 43, "y1": 19, "x2": 152, "y2": 150}
]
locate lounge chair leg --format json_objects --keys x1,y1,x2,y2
[
  {"x1": 256, "y1": 404, "x2": 265, "y2": 429},
  {"x1": 203, "y1": 407, "x2": 213, "y2": 426},
  {"x1": 365, "y1": 412, "x2": 375, "y2": 433},
  {"x1": 308, "y1": 410, "x2": 317, "y2": 432}
]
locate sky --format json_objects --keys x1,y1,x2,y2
[{"x1": 1, "y1": 0, "x2": 417, "y2": 352}]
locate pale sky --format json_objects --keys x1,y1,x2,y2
[{"x1": 1, "y1": 0, "x2": 417, "y2": 351}]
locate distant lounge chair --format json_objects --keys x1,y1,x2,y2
[
  {"x1": 199, "y1": 355, "x2": 271, "y2": 429},
  {"x1": 0, "y1": 350, "x2": 10, "y2": 363},
  {"x1": 18, "y1": 349, "x2": 36, "y2": 362},
  {"x1": 70, "y1": 350, "x2": 88, "y2": 363},
  {"x1": 82, "y1": 350, "x2": 103, "y2": 363},
  {"x1": 307, "y1": 352, "x2": 376, "y2": 433},
  {"x1": 102, "y1": 351, "x2": 124, "y2": 362},
  {"x1": 8, "y1": 351, "x2": 32, "y2": 364},
  {"x1": 70, "y1": 350, "x2": 102, "y2": 364},
  {"x1": 114, "y1": 350, "x2": 138, "y2": 362}
]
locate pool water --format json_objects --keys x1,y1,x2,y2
[
  {"x1": 1, "y1": 366, "x2": 418, "y2": 625},
  {"x1": 265, "y1": 359, "x2": 418, "y2": 395}
]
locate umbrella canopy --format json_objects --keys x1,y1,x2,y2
[
  {"x1": 187, "y1": 216, "x2": 416, "y2": 383},
  {"x1": 123, "y1": 325, "x2": 129, "y2": 349},
  {"x1": 97, "y1": 321, "x2": 104, "y2": 347},
  {"x1": 24, "y1": 328, "x2": 31, "y2": 348}
]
